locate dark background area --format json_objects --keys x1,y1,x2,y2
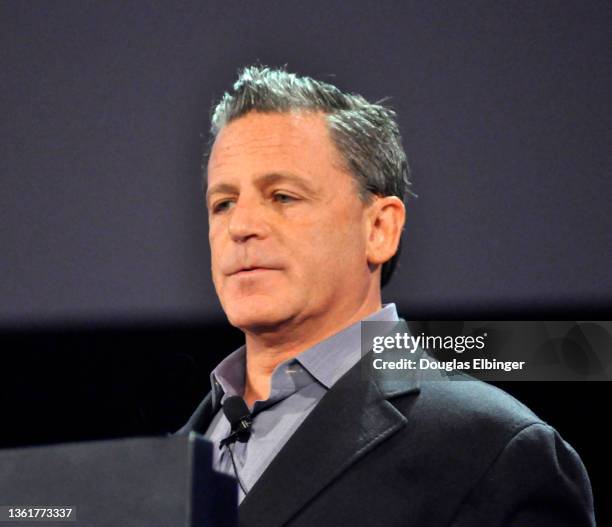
[
  {"x1": 1, "y1": 1, "x2": 610, "y2": 524},
  {"x1": 1, "y1": 0, "x2": 611, "y2": 323}
]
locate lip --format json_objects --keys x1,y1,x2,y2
[{"x1": 229, "y1": 267, "x2": 278, "y2": 277}]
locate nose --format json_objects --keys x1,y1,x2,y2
[{"x1": 227, "y1": 195, "x2": 270, "y2": 243}]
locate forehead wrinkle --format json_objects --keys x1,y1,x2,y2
[
  {"x1": 209, "y1": 134, "x2": 297, "y2": 175},
  {"x1": 221, "y1": 133, "x2": 303, "y2": 156}
]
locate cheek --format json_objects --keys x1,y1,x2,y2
[
  {"x1": 208, "y1": 233, "x2": 225, "y2": 284},
  {"x1": 295, "y1": 218, "x2": 366, "y2": 273}
]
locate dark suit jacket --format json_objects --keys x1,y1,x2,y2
[{"x1": 177, "y1": 348, "x2": 596, "y2": 526}]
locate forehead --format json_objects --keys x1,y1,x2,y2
[{"x1": 207, "y1": 111, "x2": 345, "y2": 180}]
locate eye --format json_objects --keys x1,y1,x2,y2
[
  {"x1": 211, "y1": 199, "x2": 235, "y2": 214},
  {"x1": 273, "y1": 192, "x2": 297, "y2": 204}
]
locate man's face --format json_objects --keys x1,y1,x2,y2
[{"x1": 206, "y1": 111, "x2": 374, "y2": 332}]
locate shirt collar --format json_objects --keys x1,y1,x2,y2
[
  {"x1": 295, "y1": 303, "x2": 399, "y2": 389},
  {"x1": 210, "y1": 303, "x2": 399, "y2": 407},
  {"x1": 209, "y1": 345, "x2": 246, "y2": 409}
]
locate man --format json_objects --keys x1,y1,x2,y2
[{"x1": 177, "y1": 65, "x2": 595, "y2": 526}]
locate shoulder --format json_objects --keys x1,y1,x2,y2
[
  {"x1": 386, "y1": 376, "x2": 550, "y2": 467},
  {"x1": 416, "y1": 376, "x2": 541, "y2": 432},
  {"x1": 383, "y1": 378, "x2": 594, "y2": 525}
]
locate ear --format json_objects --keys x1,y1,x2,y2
[{"x1": 365, "y1": 196, "x2": 406, "y2": 266}]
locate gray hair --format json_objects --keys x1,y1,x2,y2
[{"x1": 206, "y1": 65, "x2": 413, "y2": 288}]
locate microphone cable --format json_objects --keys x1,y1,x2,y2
[
  {"x1": 225, "y1": 443, "x2": 249, "y2": 496},
  {"x1": 220, "y1": 396, "x2": 253, "y2": 496}
]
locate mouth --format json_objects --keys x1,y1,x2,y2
[{"x1": 229, "y1": 267, "x2": 278, "y2": 277}]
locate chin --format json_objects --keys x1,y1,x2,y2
[{"x1": 223, "y1": 295, "x2": 292, "y2": 332}]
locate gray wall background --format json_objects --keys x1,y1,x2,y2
[{"x1": 1, "y1": 1, "x2": 610, "y2": 326}]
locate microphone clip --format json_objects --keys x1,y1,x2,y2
[{"x1": 219, "y1": 415, "x2": 252, "y2": 449}]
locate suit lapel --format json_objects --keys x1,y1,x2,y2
[{"x1": 239, "y1": 352, "x2": 420, "y2": 527}]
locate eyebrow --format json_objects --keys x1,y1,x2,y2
[{"x1": 206, "y1": 172, "x2": 317, "y2": 205}]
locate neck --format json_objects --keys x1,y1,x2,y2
[{"x1": 241, "y1": 294, "x2": 382, "y2": 407}]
